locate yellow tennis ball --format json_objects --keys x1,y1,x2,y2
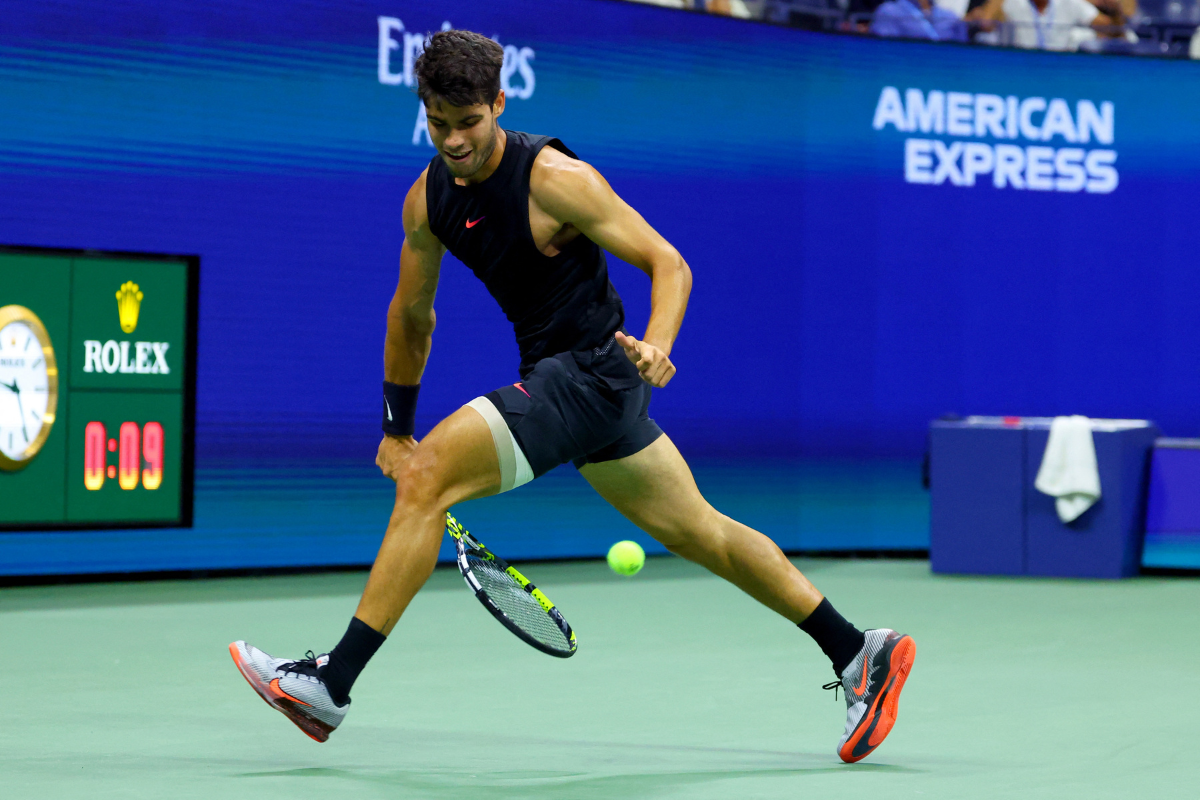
[{"x1": 607, "y1": 540, "x2": 645, "y2": 576}]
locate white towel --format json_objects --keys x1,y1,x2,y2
[{"x1": 1034, "y1": 415, "x2": 1102, "y2": 523}]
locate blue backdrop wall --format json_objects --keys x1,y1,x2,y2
[{"x1": 2, "y1": 0, "x2": 1199, "y2": 573}]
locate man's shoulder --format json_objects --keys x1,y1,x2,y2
[
  {"x1": 532, "y1": 141, "x2": 583, "y2": 173},
  {"x1": 527, "y1": 143, "x2": 610, "y2": 226},
  {"x1": 403, "y1": 166, "x2": 434, "y2": 238},
  {"x1": 1058, "y1": 0, "x2": 1099, "y2": 22},
  {"x1": 405, "y1": 166, "x2": 430, "y2": 208},
  {"x1": 530, "y1": 145, "x2": 595, "y2": 201}
]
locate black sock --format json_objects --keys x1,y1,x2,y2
[
  {"x1": 798, "y1": 598, "x2": 866, "y2": 677},
  {"x1": 319, "y1": 617, "x2": 386, "y2": 705}
]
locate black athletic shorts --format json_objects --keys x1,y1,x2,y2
[{"x1": 483, "y1": 333, "x2": 664, "y2": 478}]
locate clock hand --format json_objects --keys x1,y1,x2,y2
[
  {"x1": 0, "y1": 377, "x2": 30, "y2": 442},
  {"x1": 12, "y1": 384, "x2": 28, "y2": 443}
]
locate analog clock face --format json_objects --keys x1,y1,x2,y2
[{"x1": 0, "y1": 318, "x2": 53, "y2": 464}]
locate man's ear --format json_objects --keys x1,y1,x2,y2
[{"x1": 493, "y1": 90, "x2": 506, "y2": 119}]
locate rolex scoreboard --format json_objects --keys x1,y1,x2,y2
[{"x1": 0, "y1": 247, "x2": 197, "y2": 530}]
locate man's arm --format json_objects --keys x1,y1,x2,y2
[
  {"x1": 386, "y1": 168, "x2": 444, "y2": 384},
  {"x1": 530, "y1": 149, "x2": 692, "y2": 388},
  {"x1": 1084, "y1": 0, "x2": 1119, "y2": 29},
  {"x1": 377, "y1": 168, "x2": 445, "y2": 479}
]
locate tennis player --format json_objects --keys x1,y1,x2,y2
[{"x1": 231, "y1": 29, "x2": 915, "y2": 763}]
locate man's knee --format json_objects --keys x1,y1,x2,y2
[{"x1": 393, "y1": 453, "x2": 446, "y2": 512}]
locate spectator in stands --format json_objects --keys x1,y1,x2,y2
[
  {"x1": 977, "y1": 0, "x2": 1125, "y2": 50},
  {"x1": 871, "y1": 0, "x2": 970, "y2": 40},
  {"x1": 707, "y1": 0, "x2": 760, "y2": 17},
  {"x1": 626, "y1": 0, "x2": 687, "y2": 8},
  {"x1": 625, "y1": 0, "x2": 761, "y2": 17},
  {"x1": 934, "y1": 0, "x2": 992, "y2": 22}
]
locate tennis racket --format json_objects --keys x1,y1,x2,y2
[{"x1": 445, "y1": 512, "x2": 577, "y2": 658}]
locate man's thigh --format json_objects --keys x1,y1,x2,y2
[
  {"x1": 486, "y1": 354, "x2": 640, "y2": 479},
  {"x1": 577, "y1": 434, "x2": 712, "y2": 538},
  {"x1": 399, "y1": 404, "x2": 502, "y2": 507}
]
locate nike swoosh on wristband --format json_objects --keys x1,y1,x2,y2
[
  {"x1": 385, "y1": 398, "x2": 393, "y2": 421},
  {"x1": 466, "y1": 217, "x2": 485, "y2": 228}
]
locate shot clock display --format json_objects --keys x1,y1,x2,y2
[{"x1": 0, "y1": 246, "x2": 196, "y2": 529}]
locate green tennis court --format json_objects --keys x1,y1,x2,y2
[{"x1": 4, "y1": 556, "x2": 1197, "y2": 799}]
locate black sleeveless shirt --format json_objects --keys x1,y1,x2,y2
[{"x1": 425, "y1": 130, "x2": 625, "y2": 375}]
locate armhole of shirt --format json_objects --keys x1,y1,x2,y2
[{"x1": 521, "y1": 136, "x2": 575, "y2": 257}]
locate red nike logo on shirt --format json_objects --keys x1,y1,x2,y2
[{"x1": 466, "y1": 217, "x2": 485, "y2": 228}]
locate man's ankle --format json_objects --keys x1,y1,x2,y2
[{"x1": 319, "y1": 617, "x2": 386, "y2": 705}]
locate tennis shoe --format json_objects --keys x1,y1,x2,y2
[
  {"x1": 229, "y1": 640, "x2": 348, "y2": 742},
  {"x1": 826, "y1": 628, "x2": 916, "y2": 763}
]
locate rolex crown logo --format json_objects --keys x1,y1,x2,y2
[{"x1": 116, "y1": 281, "x2": 144, "y2": 334}]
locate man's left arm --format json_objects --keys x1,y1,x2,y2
[{"x1": 530, "y1": 153, "x2": 692, "y2": 388}]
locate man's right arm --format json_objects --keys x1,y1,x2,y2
[
  {"x1": 385, "y1": 168, "x2": 445, "y2": 385},
  {"x1": 377, "y1": 169, "x2": 445, "y2": 480}
]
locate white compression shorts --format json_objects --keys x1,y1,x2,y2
[{"x1": 465, "y1": 396, "x2": 534, "y2": 493}]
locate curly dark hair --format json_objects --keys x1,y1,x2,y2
[{"x1": 414, "y1": 30, "x2": 504, "y2": 108}]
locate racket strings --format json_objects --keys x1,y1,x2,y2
[{"x1": 467, "y1": 554, "x2": 571, "y2": 651}]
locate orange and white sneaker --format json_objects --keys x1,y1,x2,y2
[
  {"x1": 825, "y1": 629, "x2": 916, "y2": 763},
  {"x1": 229, "y1": 641, "x2": 348, "y2": 742}
]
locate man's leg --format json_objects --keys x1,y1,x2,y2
[
  {"x1": 580, "y1": 434, "x2": 825, "y2": 624},
  {"x1": 323, "y1": 407, "x2": 504, "y2": 695},
  {"x1": 230, "y1": 404, "x2": 504, "y2": 741},
  {"x1": 579, "y1": 433, "x2": 915, "y2": 763},
  {"x1": 353, "y1": 405, "x2": 502, "y2": 635},
  {"x1": 316, "y1": 404, "x2": 501, "y2": 706}
]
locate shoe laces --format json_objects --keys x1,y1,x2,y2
[
  {"x1": 280, "y1": 650, "x2": 321, "y2": 677},
  {"x1": 822, "y1": 680, "x2": 842, "y2": 701}
]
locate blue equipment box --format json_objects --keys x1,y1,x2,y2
[
  {"x1": 930, "y1": 417, "x2": 1159, "y2": 578},
  {"x1": 1145, "y1": 439, "x2": 1200, "y2": 538}
]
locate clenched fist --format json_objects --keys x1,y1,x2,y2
[
  {"x1": 376, "y1": 434, "x2": 418, "y2": 481},
  {"x1": 615, "y1": 331, "x2": 676, "y2": 388}
]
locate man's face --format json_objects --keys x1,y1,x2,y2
[{"x1": 426, "y1": 93, "x2": 506, "y2": 180}]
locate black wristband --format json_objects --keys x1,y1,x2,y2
[{"x1": 382, "y1": 382, "x2": 419, "y2": 437}]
